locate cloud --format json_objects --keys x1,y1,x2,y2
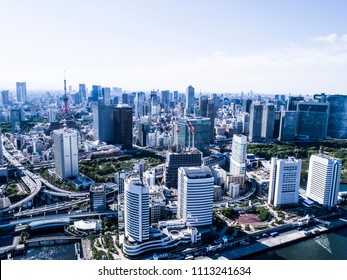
[
  {"x1": 312, "y1": 33, "x2": 338, "y2": 43},
  {"x1": 312, "y1": 33, "x2": 347, "y2": 44}
]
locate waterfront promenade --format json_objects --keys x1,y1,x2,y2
[{"x1": 213, "y1": 217, "x2": 347, "y2": 260}]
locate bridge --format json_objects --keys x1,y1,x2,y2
[{"x1": 25, "y1": 235, "x2": 82, "y2": 247}]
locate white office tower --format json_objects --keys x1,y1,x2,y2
[
  {"x1": 230, "y1": 134, "x2": 247, "y2": 175},
  {"x1": 177, "y1": 166, "x2": 214, "y2": 227},
  {"x1": 268, "y1": 157, "x2": 302, "y2": 208},
  {"x1": 306, "y1": 154, "x2": 342, "y2": 208},
  {"x1": 124, "y1": 175, "x2": 150, "y2": 242},
  {"x1": 53, "y1": 128, "x2": 79, "y2": 180}
]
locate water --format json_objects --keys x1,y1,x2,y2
[
  {"x1": 13, "y1": 244, "x2": 76, "y2": 260},
  {"x1": 246, "y1": 227, "x2": 347, "y2": 260}
]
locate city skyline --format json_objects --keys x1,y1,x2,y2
[{"x1": 1, "y1": 0, "x2": 347, "y2": 94}]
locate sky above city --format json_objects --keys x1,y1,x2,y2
[{"x1": 1, "y1": 0, "x2": 347, "y2": 94}]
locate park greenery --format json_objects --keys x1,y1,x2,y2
[
  {"x1": 256, "y1": 206, "x2": 270, "y2": 222},
  {"x1": 247, "y1": 140, "x2": 347, "y2": 182},
  {"x1": 79, "y1": 152, "x2": 164, "y2": 183}
]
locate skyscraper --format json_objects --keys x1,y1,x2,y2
[
  {"x1": 164, "y1": 148, "x2": 202, "y2": 188},
  {"x1": 261, "y1": 103, "x2": 275, "y2": 139},
  {"x1": 185, "y1": 85, "x2": 195, "y2": 115},
  {"x1": 79, "y1": 84, "x2": 87, "y2": 102},
  {"x1": 10, "y1": 108, "x2": 21, "y2": 133},
  {"x1": 124, "y1": 175, "x2": 150, "y2": 242},
  {"x1": 93, "y1": 104, "x2": 133, "y2": 148},
  {"x1": 91, "y1": 85, "x2": 101, "y2": 102},
  {"x1": 174, "y1": 117, "x2": 211, "y2": 154},
  {"x1": 296, "y1": 101, "x2": 329, "y2": 140},
  {"x1": 230, "y1": 134, "x2": 247, "y2": 176},
  {"x1": 93, "y1": 103, "x2": 116, "y2": 144},
  {"x1": 287, "y1": 96, "x2": 304, "y2": 111},
  {"x1": 0, "y1": 90, "x2": 9, "y2": 105},
  {"x1": 199, "y1": 96, "x2": 215, "y2": 143},
  {"x1": 135, "y1": 91, "x2": 145, "y2": 118},
  {"x1": 177, "y1": 166, "x2": 214, "y2": 227},
  {"x1": 248, "y1": 103, "x2": 263, "y2": 142},
  {"x1": 114, "y1": 104, "x2": 133, "y2": 149},
  {"x1": 53, "y1": 128, "x2": 79, "y2": 180},
  {"x1": 268, "y1": 157, "x2": 302, "y2": 208},
  {"x1": 306, "y1": 154, "x2": 342, "y2": 208},
  {"x1": 0, "y1": 130, "x2": 3, "y2": 166},
  {"x1": 327, "y1": 95, "x2": 347, "y2": 139},
  {"x1": 278, "y1": 111, "x2": 297, "y2": 141},
  {"x1": 16, "y1": 82, "x2": 27, "y2": 102}
]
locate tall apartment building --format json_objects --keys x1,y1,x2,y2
[
  {"x1": 177, "y1": 166, "x2": 214, "y2": 227},
  {"x1": 124, "y1": 175, "x2": 150, "y2": 242},
  {"x1": 268, "y1": 157, "x2": 302, "y2": 208},
  {"x1": 53, "y1": 128, "x2": 79, "y2": 180},
  {"x1": 306, "y1": 154, "x2": 342, "y2": 208},
  {"x1": 164, "y1": 148, "x2": 202, "y2": 188},
  {"x1": 230, "y1": 134, "x2": 247, "y2": 176},
  {"x1": 296, "y1": 101, "x2": 329, "y2": 140}
]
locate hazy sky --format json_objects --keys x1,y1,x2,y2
[{"x1": 1, "y1": 0, "x2": 347, "y2": 94}]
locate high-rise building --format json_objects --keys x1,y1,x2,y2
[
  {"x1": 1, "y1": 90, "x2": 10, "y2": 105},
  {"x1": 287, "y1": 96, "x2": 304, "y2": 111},
  {"x1": 124, "y1": 175, "x2": 150, "y2": 242},
  {"x1": 102, "y1": 87, "x2": 111, "y2": 106},
  {"x1": 93, "y1": 103, "x2": 116, "y2": 144},
  {"x1": 91, "y1": 85, "x2": 101, "y2": 102},
  {"x1": 327, "y1": 95, "x2": 347, "y2": 139},
  {"x1": 53, "y1": 128, "x2": 79, "y2": 180},
  {"x1": 306, "y1": 154, "x2": 342, "y2": 208},
  {"x1": 93, "y1": 104, "x2": 133, "y2": 148},
  {"x1": 10, "y1": 108, "x2": 21, "y2": 133},
  {"x1": 177, "y1": 166, "x2": 214, "y2": 227},
  {"x1": 261, "y1": 103, "x2": 275, "y2": 139},
  {"x1": 79, "y1": 84, "x2": 87, "y2": 102},
  {"x1": 90, "y1": 184, "x2": 107, "y2": 211},
  {"x1": 200, "y1": 96, "x2": 215, "y2": 143},
  {"x1": 114, "y1": 104, "x2": 133, "y2": 149},
  {"x1": 115, "y1": 171, "x2": 131, "y2": 195},
  {"x1": 248, "y1": 103, "x2": 263, "y2": 142},
  {"x1": 174, "y1": 117, "x2": 210, "y2": 154},
  {"x1": 164, "y1": 148, "x2": 202, "y2": 188},
  {"x1": 296, "y1": 101, "x2": 329, "y2": 140},
  {"x1": 268, "y1": 157, "x2": 302, "y2": 208},
  {"x1": 16, "y1": 82, "x2": 27, "y2": 102},
  {"x1": 278, "y1": 111, "x2": 297, "y2": 141},
  {"x1": 135, "y1": 91, "x2": 145, "y2": 118},
  {"x1": 121, "y1": 93, "x2": 128, "y2": 105},
  {"x1": 242, "y1": 99, "x2": 252, "y2": 114},
  {"x1": 185, "y1": 85, "x2": 195, "y2": 115},
  {"x1": 273, "y1": 111, "x2": 281, "y2": 139},
  {"x1": 230, "y1": 135, "x2": 247, "y2": 176},
  {"x1": 0, "y1": 130, "x2": 3, "y2": 166}
]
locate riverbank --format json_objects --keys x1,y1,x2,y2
[{"x1": 219, "y1": 217, "x2": 347, "y2": 260}]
